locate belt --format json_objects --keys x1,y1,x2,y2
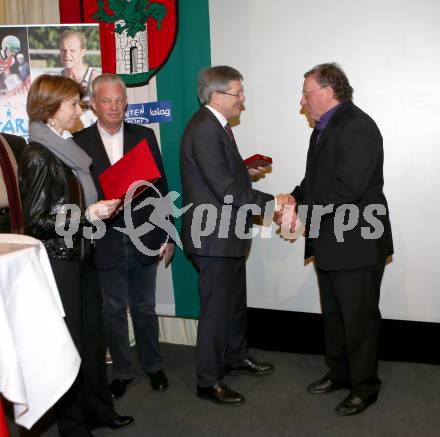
[{"x1": 0, "y1": 206, "x2": 10, "y2": 216}]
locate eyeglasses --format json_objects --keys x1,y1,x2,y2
[
  {"x1": 302, "y1": 86, "x2": 325, "y2": 97},
  {"x1": 218, "y1": 90, "x2": 245, "y2": 98}
]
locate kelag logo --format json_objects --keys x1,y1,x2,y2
[{"x1": 125, "y1": 100, "x2": 173, "y2": 125}]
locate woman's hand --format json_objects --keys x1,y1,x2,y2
[{"x1": 87, "y1": 199, "x2": 121, "y2": 221}]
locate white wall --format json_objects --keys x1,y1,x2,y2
[{"x1": 209, "y1": 0, "x2": 440, "y2": 322}]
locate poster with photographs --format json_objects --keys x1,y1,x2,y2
[
  {"x1": 0, "y1": 24, "x2": 102, "y2": 139},
  {"x1": 0, "y1": 26, "x2": 30, "y2": 138}
]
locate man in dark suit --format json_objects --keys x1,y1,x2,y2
[
  {"x1": 74, "y1": 73, "x2": 173, "y2": 399},
  {"x1": 284, "y1": 63, "x2": 393, "y2": 415},
  {"x1": 180, "y1": 66, "x2": 291, "y2": 404}
]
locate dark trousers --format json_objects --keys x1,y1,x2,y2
[
  {"x1": 98, "y1": 235, "x2": 162, "y2": 378},
  {"x1": 317, "y1": 262, "x2": 385, "y2": 398},
  {"x1": 192, "y1": 255, "x2": 247, "y2": 387},
  {"x1": 50, "y1": 257, "x2": 114, "y2": 437}
]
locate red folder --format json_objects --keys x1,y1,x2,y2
[
  {"x1": 243, "y1": 153, "x2": 273, "y2": 168},
  {"x1": 0, "y1": 398, "x2": 9, "y2": 437},
  {"x1": 98, "y1": 138, "x2": 161, "y2": 201}
]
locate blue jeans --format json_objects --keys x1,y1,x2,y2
[{"x1": 98, "y1": 235, "x2": 162, "y2": 378}]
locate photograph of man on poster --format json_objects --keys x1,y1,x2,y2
[
  {"x1": 28, "y1": 24, "x2": 102, "y2": 128},
  {"x1": 59, "y1": 29, "x2": 99, "y2": 105}
]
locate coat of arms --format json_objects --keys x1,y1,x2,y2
[{"x1": 89, "y1": 0, "x2": 177, "y2": 86}]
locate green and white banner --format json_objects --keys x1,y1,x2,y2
[{"x1": 153, "y1": 0, "x2": 211, "y2": 318}]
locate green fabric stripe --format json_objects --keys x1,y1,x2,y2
[{"x1": 156, "y1": 0, "x2": 211, "y2": 318}]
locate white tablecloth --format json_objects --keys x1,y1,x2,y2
[{"x1": 0, "y1": 234, "x2": 81, "y2": 429}]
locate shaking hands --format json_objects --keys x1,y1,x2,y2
[{"x1": 274, "y1": 194, "x2": 304, "y2": 239}]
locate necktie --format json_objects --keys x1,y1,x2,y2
[{"x1": 224, "y1": 123, "x2": 237, "y2": 146}]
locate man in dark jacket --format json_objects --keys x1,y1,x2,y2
[
  {"x1": 74, "y1": 73, "x2": 173, "y2": 399},
  {"x1": 180, "y1": 66, "x2": 291, "y2": 405},
  {"x1": 286, "y1": 63, "x2": 393, "y2": 416}
]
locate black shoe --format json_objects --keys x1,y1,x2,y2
[
  {"x1": 197, "y1": 382, "x2": 244, "y2": 405},
  {"x1": 226, "y1": 356, "x2": 274, "y2": 376},
  {"x1": 335, "y1": 393, "x2": 377, "y2": 416},
  {"x1": 89, "y1": 413, "x2": 135, "y2": 430},
  {"x1": 307, "y1": 377, "x2": 350, "y2": 394},
  {"x1": 147, "y1": 369, "x2": 169, "y2": 392},
  {"x1": 109, "y1": 378, "x2": 133, "y2": 399}
]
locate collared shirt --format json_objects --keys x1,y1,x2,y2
[
  {"x1": 315, "y1": 103, "x2": 342, "y2": 137},
  {"x1": 47, "y1": 124, "x2": 73, "y2": 140},
  {"x1": 205, "y1": 104, "x2": 228, "y2": 128},
  {"x1": 97, "y1": 122, "x2": 124, "y2": 165}
]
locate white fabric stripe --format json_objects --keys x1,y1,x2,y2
[{"x1": 126, "y1": 76, "x2": 176, "y2": 323}]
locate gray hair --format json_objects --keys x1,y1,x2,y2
[
  {"x1": 91, "y1": 73, "x2": 127, "y2": 97},
  {"x1": 304, "y1": 62, "x2": 353, "y2": 102},
  {"x1": 197, "y1": 66, "x2": 243, "y2": 105}
]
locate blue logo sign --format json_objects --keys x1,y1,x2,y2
[{"x1": 125, "y1": 100, "x2": 173, "y2": 125}]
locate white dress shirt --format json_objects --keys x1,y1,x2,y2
[
  {"x1": 205, "y1": 104, "x2": 228, "y2": 128},
  {"x1": 97, "y1": 122, "x2": 124, "y2": 165},
  {"x1": 47, "y1": 125, "x2": 73, "y2": 139}
]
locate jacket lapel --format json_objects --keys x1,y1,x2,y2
[
  {"x1": 89, "y1": 123, "x2": 112, "y2": 172},
  {"x1": 201, "y1": 107, "x2": 243, "y2": 160},
  {"x1": 123, "y1": 121, "x2": 137, "y2": 155},
  {"x1": 308, "y1": 102, "x2": 352, "y2": 163},
  {"x1": 305, "y1": 128, "x2": 319, "y2": 171}
]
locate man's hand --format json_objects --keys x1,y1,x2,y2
[
  {"x1": 159, "y1": 242, "x2": 175, "y2": 267},
  {"x1": 248, "y1": 165, "x2": 269, "y2": 178},
  {"x1": 274, "y1": 195, "x2": 305, "y2": 240},
  {"x1": 274, "y1": 193, "x2": 296, "y2": 220},
  {"x1": 275, "y1": 194, "x2": 296, "y2": 208},
  {"x1": 272, "y1": 194, "x2": 302, "y2": 237},
  {"x1": 277, "y1": 203, "x2": 297, "y2": 230}
]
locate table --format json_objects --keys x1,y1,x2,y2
[{"x1": 0, "y1": 234, "x2": 80, "y2": 430}]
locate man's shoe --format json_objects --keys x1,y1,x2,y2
[
  {"x1": 107, "y1": 414, "x2": 135, "y2": 429},
  {"x1": 89, "y1": 414, "x2": 135, "y2": 430},
  {"x1": 147, "y1": 369, "x2": 169, "y2": 392},
  {"x1": 109, "y1": 378, "x2": 133, "y2": 399},
  {"x1": 226, "y1": 356, "x2": 274, "y2": 376},
  {"x1": 307, "y1": 377, "x2": 349, "y2": 394},
  {"x1": 197, "y1": 382, "x2": 244, "y2": 405},
  {"x1": 335, "y1": 393, "x2": 377, "y2": 416}
]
